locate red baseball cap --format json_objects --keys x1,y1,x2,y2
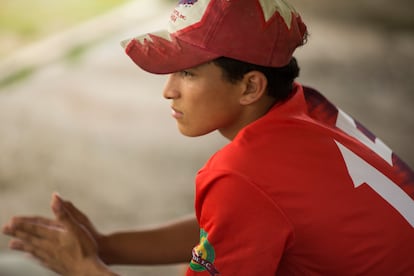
[{"x1": 122, "y1": 0, "x2": 307, "y2": 74}]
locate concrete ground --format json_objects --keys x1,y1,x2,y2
[{"x1": 0, "y1": 0, "x2": 413, "y2": 275}]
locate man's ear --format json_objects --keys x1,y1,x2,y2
[{"x1": 239, "y1": 71, "x2": 268, "y2": 105}]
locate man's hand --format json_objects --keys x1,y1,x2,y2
[
  {"x1": 2, "y1": 193, "x2": 115, "y2": 276},
  {"x1": 58, "y1": 195, "x2": 103, "y2": 245}
]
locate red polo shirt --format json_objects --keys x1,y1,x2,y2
[{"x1": 187, "y1": 84, "x2": 414, "y2": 276}]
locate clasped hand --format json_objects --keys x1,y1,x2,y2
[{"x1": 2, "y1": 193, "x2": 107, "y2": 276}]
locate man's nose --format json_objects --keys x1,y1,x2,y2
[{"x1": 163, "y1": 75, "x2": 180, "y2": 100}]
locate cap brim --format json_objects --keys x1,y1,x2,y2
[{"x1": 121, "y1": 30, "x2": 220, "y2": 74}]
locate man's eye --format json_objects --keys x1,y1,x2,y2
[{"x1": 180, "y1": 70, "x2": 194, "y2": 77}]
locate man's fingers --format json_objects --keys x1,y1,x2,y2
[
  {"x1": 60, "y1": 198, "x2": 86, "y2": 219},
  {"x1": 9, "y1": 238, "x2": 45, "y2": 255},
  {"x1": 51, "y1": 193, "x2": 101, "y2": 239},
  {"x1": 13, "y1": 216, "x2": 62, "y2": 229},
  {"x1": 24, "y1": 216, "x2": 62, "y2": 228},
  {"x1": 2, "y1": 224, "x2": 12, "y2": 235},
  {"x1": 11, "y1": 228, "x2": 36, "y2": 244},
  {"x1": 51, "y1": 195, "x2": 81, "y2": 236},
  {"x1": 9, "y1": 239, "x2": 24, "y2": 250},
  {"x1": 9, "y1": 238, "x2": 52, "y2": 262},
  {"x1": 2, "y1": 216, "x2": 61, "y2": 236},
  {"x1": 5, "y1": 219, "x2": 61, "y2": 242},
  {"x1": 52, "y1": 193, "x2": 90, "y2": 226}
]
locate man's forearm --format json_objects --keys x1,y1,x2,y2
[{"x1": 99, "y1": 215, "x2": 199, "y2": 265}]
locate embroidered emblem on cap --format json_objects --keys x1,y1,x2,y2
[
  {"x1": 178, "y1": 0, "x2": 199, "y2": 5},
  {"x1": 169, "y1": 0, "x2": 209, "y2": 31}
]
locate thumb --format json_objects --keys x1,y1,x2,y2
[
  {"x1": 51, "y1": 193, "x2": 77, "y2": 231},
  {"x1": 51, "y1": 193, "x2": 85, "y2": 223},
  {"x1": 61, "y1": 199, "x2": 90, "y2": 226}
]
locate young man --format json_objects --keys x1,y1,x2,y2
[{"x1": 3, "y1": 0, "x2": 414, "y2": 275}]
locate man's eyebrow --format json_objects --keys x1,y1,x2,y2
[{"x1": 188, "y1": 62, "x2": 212, "y2": 71}]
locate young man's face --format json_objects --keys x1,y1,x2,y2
[{"x1": 163, "y1": 62, "x2": 245, "y2": 138}]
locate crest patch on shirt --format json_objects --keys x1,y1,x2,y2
[{"x1": 190, "y1": 229, "x2": 220, "y2": 275}]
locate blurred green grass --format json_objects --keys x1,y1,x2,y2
[{"x1": 0, "y1": 0, "x2": 132, "y2": 58}]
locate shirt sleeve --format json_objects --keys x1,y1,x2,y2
[{"x1": 186, "y1": 171, "x2": 294, "y2": 276}]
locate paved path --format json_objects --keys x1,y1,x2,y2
[{"x1": 0, "y1": 0, "x2": 413, "y2": 275}]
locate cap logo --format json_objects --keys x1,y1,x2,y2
[
  {"x1": 178, "y1": 0, "x2": 199, "y2": 5},
  {"x1": 259, "y1": 0, "x2": 297, "y2": 28},
  {"x1": 169, "y1": 0, "x2": 210, "y2": 32}
]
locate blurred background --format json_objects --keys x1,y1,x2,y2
[{"x1": 0, "y1": 0, "x2": 413, "y2": 275}]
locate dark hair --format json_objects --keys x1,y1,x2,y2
[{"x1": 213, "y1": 57, "x2": 300, "y2": 103}]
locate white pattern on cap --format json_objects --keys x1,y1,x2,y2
[{"x1": 259, "y1": 0, "x2": 296, "y2": 27}]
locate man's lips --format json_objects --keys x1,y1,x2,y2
[{"x1": 171, "y1": 107, "x2": 183, "y2": 119}]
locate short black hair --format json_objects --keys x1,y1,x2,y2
[{"x1": 212, "y1": 57, "x2": 300, "y2": 103}]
